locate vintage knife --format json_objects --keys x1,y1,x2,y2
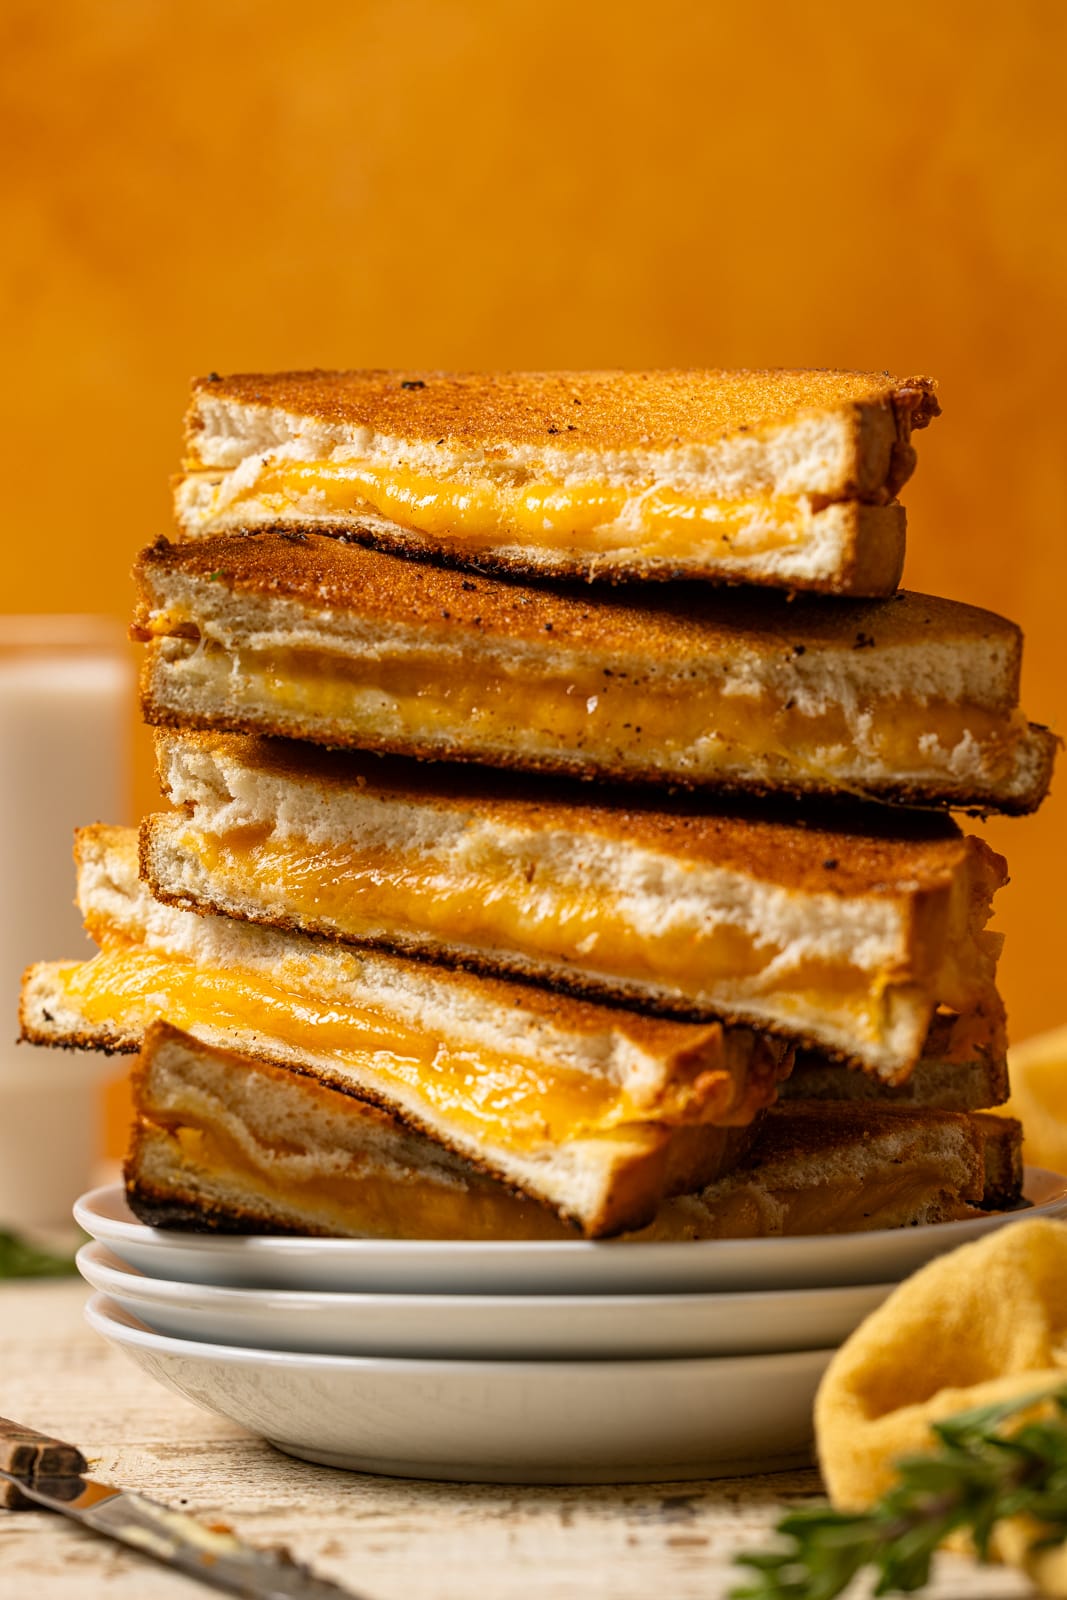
[{"x1": 0, "y1": 1415, "x2": 364, "y2": 1599}]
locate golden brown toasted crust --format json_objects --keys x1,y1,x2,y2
[
  {"x1": 184, "y1": 501, "x2": 904, "y2": 595},
  {"x1": 187, "y1": 368, "x2": 939, "y2": 459},
  {"x1": 133, "y1": 533, "x2": 1009, "y2": 662},
  {"x1": 22, "y1": 979, "x2": 770, "y2": 1136},
  {"x1": 152, "y1": 730, "x2": 991, "y2": 896},
  {"x1": 72, "y1": 819, "x2": 131, "y2": 877},
  {"x1": 18, "y1": 1014, "x2": 137, "y2": 1057}
]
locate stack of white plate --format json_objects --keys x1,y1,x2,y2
[{"x1": 75, "y1": 1172, "x2": 1067, "y2": 1484}]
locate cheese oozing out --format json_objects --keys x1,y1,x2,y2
[{"x1": 57, "y1": 934, "x2": 776, "y2": 1154}]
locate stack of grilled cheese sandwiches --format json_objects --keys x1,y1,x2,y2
[{"x1": 20, "y1": 369, "x2": 1056, "y2": 1240}]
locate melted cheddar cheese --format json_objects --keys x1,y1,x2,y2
[
  {"x1": 183, "y1": 827, "x2": 894, "y2": 1041},
  {"x1": 152, "y1": 1117, "x2": 576, "y2": 1241},
  {"x1": 156, "y1": 631, "x2": 1019, "y2": 790},
  {"x1": 210, "y1": 460, "x2": 805, "y2": 559},
  {"x1": 60, "y1": 937, "x2": 770, "y2": 1152}
]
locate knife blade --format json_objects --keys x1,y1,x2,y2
[{"x1": 0, "y1": 1416, "x2": 365, "y2": 1599}]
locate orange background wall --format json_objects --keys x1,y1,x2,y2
[{"x1": 3, "y1": 2, "x2": 1066, "y2": 1127}]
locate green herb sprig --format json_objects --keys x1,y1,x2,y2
[
  {"x1": 732, "y1": 1385, "x2": 1067, "y2": 1599},
  {"x1": 0, "y1": 1229, "x2": 78, "y2": 1279}
]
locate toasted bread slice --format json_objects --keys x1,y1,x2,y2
[
  {"x1": 124, "y1": 1022, "x2": 655, "y2": 1241},
  {"x1": 132, "y1": 534, "x2": 1057, "y2": 813},
  {"x1": 20, "y1": 827, "x2": 789, "y2": 1237},
  {"x1": 145, "y1": 729, "x2": 1008, "y2": 1080},
  {"x1": 175, "y1": 369, "x2": 938, "y2": 594},
  {"x1": 647, "y1": 1103, "x2": 1023, "y2": 1240},
  {"x1": 783, "y1": 1052, "x2": 1008, "y2": 1112},
  {"x1": 781, "y1": 1002, "x2": 1010, "y2": 1109},
  {"x1": 124, "y1": 1024, "x2": 1022, "y2": 1242}
]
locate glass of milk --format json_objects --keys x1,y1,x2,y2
[{"x1": 0, "y1": 617, "x2": 134, "y2": 1233}]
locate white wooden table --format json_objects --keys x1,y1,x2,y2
[{"x1": 0, "y1": 1280, "x2": 1029, "y2": 1599}]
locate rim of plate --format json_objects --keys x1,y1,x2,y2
[
  {"x1": 76, "y1": 1241, "x2": 897, "y2": 1312},
  {"x1": 85, "y1": 1294, "x2": 837, "y2": 1375},
  {"x1": 74, "y1": 1168, "x2": 1067, "y2": 1258}
]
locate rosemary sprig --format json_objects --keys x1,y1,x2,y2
[
  {"x1": 0, "y1": 1229, "x2": 78, "y2": 1279},
  {"x1": 732, "y1": 1386, "x2": 1067, "y2": 1598}
]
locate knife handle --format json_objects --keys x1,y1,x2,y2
[{"x1": 0, "y1": 1417, "x2": 86, "y2": 1510}]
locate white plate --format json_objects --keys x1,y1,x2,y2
[
  {"x1": 77, "y1": 1241, "x2": 891, "y2": 1358},
  {"x1": 86, "y1": 1294, "x2": 831, "y2": 1483},
  {"x1": 74, "y1": 1170, "x2": 1067, "y2": 1296}
]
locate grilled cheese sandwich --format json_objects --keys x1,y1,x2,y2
[
  {"x1": 133, "y1": 534, "x2": 1057, "y2": 813},
  {"x1": 20, "y1": 827, "x2": 789, "y2": 1236},
  {"x1": 145, "y1": 730, "x2": 1009, "y2": 1079},
  {"x1": 125, "y1": 1024, "x2": 1023, "y2": 1242},
  {"x1": 175, "y1": 368, "x2": 939, "y2": 592}
]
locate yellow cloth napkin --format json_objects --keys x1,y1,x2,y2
[{"x1": 815, "y1": 1217, "x2": 1067, "y2": 1593}]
